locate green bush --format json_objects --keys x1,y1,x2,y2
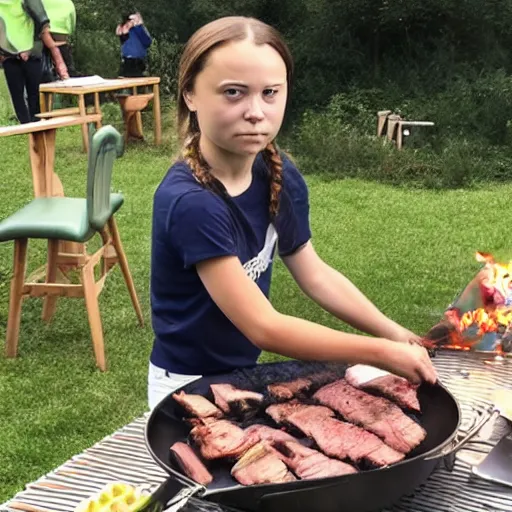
[
  {"x1": 73, "y1": 30, "x2": 119, "y2": 79},
  {"x1": 290, "y1": 84, "x2": 512, "y2": 189}
]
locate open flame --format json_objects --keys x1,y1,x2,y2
[{"x1": 425, "y1": 252, "x2": 512, "y2": 354}]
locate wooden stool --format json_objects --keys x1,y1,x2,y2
[
  {"x1": 116, "y1": 93, "x2": 155, "y2": 142},
  {"x1": 377, "y1": 110, "x2": 393, "y2": 137}
]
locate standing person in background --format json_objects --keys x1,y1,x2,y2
[
  {"x1": 115, "y1": 11, "x2": 152, "y2": 78},
  {"x1": 0, "y1": 0, "x2": 68, "y2": 123},
  {"x1": 40, "y1": 0, "x2": 77, "y2": 81}
]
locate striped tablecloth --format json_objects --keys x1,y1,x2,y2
[{"x1": 1, "y1": 352, "x2": 511, "y2": 512}]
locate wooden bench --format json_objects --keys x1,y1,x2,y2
[
  {"x1": 116, "y1": 93, "x2": 155, "y2": 143},
  {"x1": 379, "y1": 112, "x2": 434, "y2": 149},
  {"x1": 35, "y1": 107, "x2": 81, "y2": 119}
]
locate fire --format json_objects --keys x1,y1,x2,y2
[
  {"x1": 425, "y1": 252, "x2": 512, "y2": 354},
  {"x1": 459, "y1": 307, "x2": 512, "y2": 336},
  {"x1": 475, "y1": 251, "x2": 512, "y2": 307}
]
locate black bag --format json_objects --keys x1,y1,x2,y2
[{"x1": 41, "y1": 47, "x2": 58, "y2": 83}]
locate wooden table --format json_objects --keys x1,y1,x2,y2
[{"x1": 39, "y1": 76, "x2": 162, "y2": 152}]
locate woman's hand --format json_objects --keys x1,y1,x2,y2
[
  {"x1": 377, "y1": 340, "x2": 438, "y2": 385},
  {"x1": 386, "y1": 324, "x2": 424, "y2": 346}
]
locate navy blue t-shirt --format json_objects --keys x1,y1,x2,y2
[{"x1": 150, "y1": 153, "x2": 311, "y2": 375}]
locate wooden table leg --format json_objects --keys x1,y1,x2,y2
[
  {"x1": 78, "y1": 94, "x2": 89, "y2": 153},
  {"x1": 153, "y1": 83, "x2": 162, "y2": 145},
  {"x1": 132, "y1": 86, "x2": 144, "y2": 137},
  {"x1": 94, "y1": 93, "x2": 102, "y2": 129},
  {"x1": 39, "y1": 92, "x2": 48, "y2": 114}
]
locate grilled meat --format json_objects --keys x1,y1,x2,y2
[
  {"x1": 268, "y1": 378, "x2": 313, "y2": 401},
  {"x1": 273, "y1": 440, "x2": 358, "y2": 479},
  {"x1": 190, "y1": 419, "x2": 258, "y2": 460},
  {"x1": 231, "y1": 442, "x2": 296, "y2": 485},
  {"x1": 172, "y1": 391, "x2": 223, "y2": 419},
  {"x1": 345, "y1": 365, "x2": 421, "y2": 412},
  {"x1": 211, "y1": 384, "x2": 264, "y2": 417},
  {"x1": 272, "y1": 404, "x2": 405, "y2": 467},
  {"x1": 314, "y1": 379, "x2": 426, "y2": 454},
  {"x1": 170, "y1": 442, "x2": 213, "y2": 486}
]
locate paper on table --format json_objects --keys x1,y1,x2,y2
[{"x1": 45, "y1": 75, "x2": 108, "y2": 88}]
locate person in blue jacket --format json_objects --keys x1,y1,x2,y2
[{"x1": 115, "y1": 11, "x2": 152, "y2": 77}]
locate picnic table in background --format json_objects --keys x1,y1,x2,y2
[{"x1": 39, "y1": 76, "x2": 162, "y2": 153}]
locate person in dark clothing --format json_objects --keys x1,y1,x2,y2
[
  {"x1": 115, "y1": 11, "x2": 152, "y2": 77},
  {"x1": 0, "y1": 0, "x2": 69, "y2": 123},
  {"x1": 1, "y1": 53, "x2": 42, "y2": 123}
]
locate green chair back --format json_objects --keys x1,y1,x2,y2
[{"x1": 86, "y1": 125, "x2": 124, "y2": 232}]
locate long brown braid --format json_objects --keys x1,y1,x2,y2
[
  {"x1": 182, "y1": 129, "x2": 228, "y2": 198},
  {"x1": 182, "y1": 132, "x2": 284, "y2": 218},
  {"x1": 263, "y1": 141, "x2": 284, "y2": 219}
]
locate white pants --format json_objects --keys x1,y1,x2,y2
[{"x1": 147, "y1": 361, "x2": 202, "y2": 410}]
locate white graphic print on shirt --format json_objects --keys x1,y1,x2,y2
[{"x1": 242, "y1": 224, "x2": 278, "y2": 281}]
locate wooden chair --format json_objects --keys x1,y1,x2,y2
[
  {"x1": 0, "y1": 125, "x2": 144, "y2": 370},
  {"x1": 116, "y1": 93, "x2": 154, "y2": 143}
]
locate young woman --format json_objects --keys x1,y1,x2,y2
[{"x1": 148, "y1": 16, "x2": 437, "y2": 409}]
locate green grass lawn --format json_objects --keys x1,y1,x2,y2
[{"x1": 1, "y1": 71, "x2": 512, "y2": 500}]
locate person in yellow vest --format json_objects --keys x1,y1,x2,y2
[
  {"x1": 40, "y1": 0, "x2": 76, "y2": 81},
  {"x1": 0, "y1": 0, "x2": 68, "y2": 123}
]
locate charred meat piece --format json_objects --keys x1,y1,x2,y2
[
  {"x1": 172, "y1": 391, "x2": 223, "y2": 419},
  {"x1": 231, "y1": 442, "x2": 296, "y2": 485},
  {"x1": 190, "y1": 419, "x2": 258, "y2": 460},
  {"x1": 314, "y1": 379, "x2": 426, "y2": 454},
  {"x1": 273, "y1": 440, "x2": 358, "y2": 479},
  {"x1": 267, "y1": 401, "x2": 334, "y2": 424},
  {"x1": 244, "y1": 424, "x2": 298, "y2": 444},
  {"x1": 210, "y1": 384, "x2": 264, "y2": 416},
  {"x1": 268, "y1": 378, "x2": 313, "y2": 401},
  {"x1": 266, "y1": 400, "x2": 321, "y2": 424},
  {"x1": 170, "y1": 442, "x2": 213, "y2": 486},
  {"x1": 286, "y1": 407, "x2": 404, "y2": 467},
  {"x1": 345, "y1": 364, "x2": 421, "y2": 412}
]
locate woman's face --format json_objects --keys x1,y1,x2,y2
[{"x1": 184, "y1": 39, "x2": 288, "y2": 157}]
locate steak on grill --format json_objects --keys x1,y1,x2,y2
[
  {"x1": 267, "y1": 371, "x2": 339, "y2": 401},
  {"x1": 244, "y1": 424, "x2": 298, "y2": 445},
  {"x1": 170, "y1": 442, "x2": 213, "y2": 486},
  {"x1": 280, "y1": 405, "x2": 405, "y2": 467},
  {"x1": 314, "y1": 379, "x2": 426, "y2": 453},
  {"x1": 273, "y1": 440, "x2": 358, "y2": 479},
  {"x1": 266, "y1": 400, "x2": 328, "y2": 424},
  {"x1": 231, "y1": 442, "x2": 296, "y2": 485},
  {"x1": 268, "y1": 378, "x2": 313, "y2": 401},
  {"x1": 211, "y1": 384, "x2": 264, "y2": 417},
  {"x1": 190, "y1": 419, "x2": 258, "y2": 460},
  {"x1": 345, "y1": 364, "x2": 421, "y2": 412},
  {"x1": 172, "y1": 391, "x2": 223, "y2": 418}
]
